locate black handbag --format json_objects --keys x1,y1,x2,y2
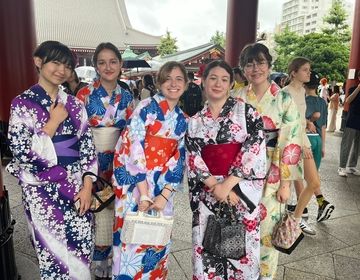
[
  {"x1": 202, "y1": 199, "x2": 246, "y2": 259},
  {"x1": 82, "y1": 171, "x2": 115, "y2": 213}
]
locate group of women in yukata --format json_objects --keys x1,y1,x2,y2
[{"x1": 7, "y1": 39, "x2": 315, "y2": 280}]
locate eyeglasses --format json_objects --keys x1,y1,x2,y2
[{"x1": 243, "y1": 61, "x2": 268, "y2": 71}]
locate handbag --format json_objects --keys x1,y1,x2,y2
[
  {"x1": 202, "y1": 199, "x2": 246, "y2": 259},
  {"x1": 82, "y1": 171, "x2": 115, "y2": 213},
  {"x1": 121, "y1": 211, "x2": 173, "y2": 246},
  {"x1": 271, "y1": 209, "x2": 304, "y2": 254}
]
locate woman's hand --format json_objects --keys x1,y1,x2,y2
[
  {"x1": 227, "y1": 190, "x2": 240, "y2": 206},
  {"x1": 149, "y1": 195, "x2": 167, "y2": 211},
  {"x1": 303, "y1": 147, "x2": 313, "y2": 159},
  {"x1": 306, "y1": 121, "x2": 317, "y2": 133},
  {"x1": 50, "y1": 102, "x2": 68, "y2": 124},
  {"x1": 276, "y1": 181, "x2": 290, "y2": 203},
  {"x1": 74, "y1": 177, "x2": 92, "y2": 216},
  {"x1": 212, "y1": 183, "x2": 231, "y2": 203},
  {"x1": 138, "y1": 200, "x2": 152, "y2": 212}
]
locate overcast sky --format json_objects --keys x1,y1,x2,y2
[
  {"x1": 125, "y1": 0, "x2": 355, "y2": 50},
  {"x1": 125, "y1": 0, "x2": 284, "y2": 50}
]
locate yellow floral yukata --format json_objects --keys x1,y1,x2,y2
[{"x1": 237, "y1": 82, "x2": 303, "y2": 279}]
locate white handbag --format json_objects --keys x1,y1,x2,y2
[{"x1": 121, "y1": 211, "x2": 174, "y2": 246}]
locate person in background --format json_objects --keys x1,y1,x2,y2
[
  {"x1": 327, "y1": 85, "x2": 340, "y2": 132},
  {"x1": 319, "y1": 77, "x2": 329, "y2": 105},
  {"x1": 338, "y1": 70, "x2": 360, "y2": 177},
  {"x1": 6, "y1": 40, "x2": 97, "y2": 279},
  {"x1": 77, "y1": 42, "x2": 135, "y2": 280},
  {"x1": 62, "y1": 70, "x2": 88, "y2": 96},
  {"x1": 140, "y1": 74, "x2": 157, "y2": 99},
  {"x1": 237, "y1": 43, "x2": 303, "y2": 280},
  {"x1": 232, "y1": 67, "x2": 247, "y2": 90},
  {"x1": 112, "y1": 61, "x2": 188, "y2": 279},
  {"x1": 186, "y1": 60, "x2": 266, "y2": 279},
  {"x1": 283, "y1": 58, "x2": 334, "y2": 237},
  {"x1": 180, "y1": 72, "x2": 203, "y2": 116}
]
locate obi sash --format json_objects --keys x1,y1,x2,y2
[
  {"x1": 201, "y1": 143, "x2": 241, "y2": 176},
  {"x1": 52, "y1": 135, "x2": 80, "y2": 167},
  {"x1": 144, "y1": 134, "x2": 178, "y2": 169},
  {"x1": 264, "y1": 129, "x2": 279, "y2": 148},
  {"x1": 91, "y1": 127, "x2": 121, "y2": 153}
]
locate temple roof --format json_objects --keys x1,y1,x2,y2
[
  {"x1": 34, "y1": 0, "x2": 161, "y2": 50},
  {"x1": 154, "y1": 43, "x2": 224, "y2": 64}
]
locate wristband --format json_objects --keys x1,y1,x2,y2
[
  {"x1": 162, "y1": 186, "x2": 173, "y2": 193},
  {"x1": 139, "y1": 195, "x2": 153, "y2": 203},
  {"x1": 160, "y1": 193, "x2": 169, "y2": 201}
]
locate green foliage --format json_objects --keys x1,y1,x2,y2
[
  {"x1": 157, "y1": 30, "x2": 178, "y2": 57},
  {"x1": 273, "y1": 26, "x2": 300, "y2": 72},
  {"x1": 210, "y1": 30, "x2": 226, "y2": 48},
  {"x1": 273, "y1": 0, "x2": 351, "y2": 82},
  {"x1": 322, "y1": 0, "x2": 351, "y2": 41}
]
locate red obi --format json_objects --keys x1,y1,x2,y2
[
  {"x1": 144, "y1": 134, "x2": 178, "y2": 169},
  {"x1": 201, "y1": 143, "x2": 241, "y2": 176}
]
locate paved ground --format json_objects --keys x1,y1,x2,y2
[{"x1": 2, "y1": 110, "x2": 360, "y2": 280}]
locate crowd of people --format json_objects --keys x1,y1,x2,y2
[{"x1": 5, "y1": 39, "x2": 360, "y2": 280}]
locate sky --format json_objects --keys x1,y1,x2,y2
[
  {"x1": 125, "y1": 0, "x2": 355, "y2": 51},
  {"x1": 125, "y1": 0, "x2": 283, "y2": 50}
]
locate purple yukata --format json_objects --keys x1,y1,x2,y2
[{"x1": 6, "y1": 84, "x2": 97, "y2": 280}]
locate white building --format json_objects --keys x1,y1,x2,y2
[{"x1": 280, "y1": 0, "x2": 354, "y2": 35}]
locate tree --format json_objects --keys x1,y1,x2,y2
[
  {"x1": 273, "y1": 26, "x2": 300, "y2": 72},
  {"x1": 210, "y1": 31, "x2": 225, "y2": 48},
  {"x1": 157, "y1": 30, "x2": 178, "y2": 57},
  {"x1": 322, "y1": 0, "x2": 351, "y2": 42},
  {"x1": 273, "y1": 0, "x2": 351, "y2": 82}
]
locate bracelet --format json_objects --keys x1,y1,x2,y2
[
  {"x1": 162, "y1": 186, "x2": 173, "y2": 193},
  {"x1": 160, "y1": 193, "x2": 168, "y2": 201},
  {"x1": 139, "y1": 195, "x2": 153, "y2": 203}
]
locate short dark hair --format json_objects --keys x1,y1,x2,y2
[
  {"x1": 143, "y1": 74, "x2": 154, "y2": 88},
  {"x1": 304, "y1": 71, "x2": 320, "y2": 89},
  {"x1": 93, "y1": 42, "x2": 122, "y2": 66},
  {"x1": 33, "y1": 41, "x2": 75, "y2": 70},
  {"x1": 202, "y1": 60, "x2": 234, "y2": 84},
  {"x1": 239, "y1": 43, "x2": 272, "y2": 69},
  {"x1": 157, "y1": 61, "x2": 188, "y2": 86}
]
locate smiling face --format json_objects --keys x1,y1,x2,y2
[
  {"x1": 291, "y1": 62, "x2": 311, "y2": 84},
  {"x1": 160, "y1": 67, "x2": 186, "y2": 103},
  {"x1": 242, "y1": 53, "x2": 271, "y2": 87},
  {"x1": 35, "y1": 57, "x2": 72, "y2": 88},
  {"x1": 203, "y1": 66, "x2": 232, "y2": 102},
  {"x1": 95, "y1": 48, "x2": 122, "y2": 83}
]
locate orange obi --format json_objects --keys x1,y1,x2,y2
[
  {"x1": 144, "y1": 134, "x2": 178, "y2": 169},
  {"x1": 201, "y1": 143, "x2": 241, "y2": 176}
]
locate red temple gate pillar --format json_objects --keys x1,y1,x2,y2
[
  {"x1": 225, "y1": 0, "x2": 259, "y2": 67},
  {"x1": 0, "y1": 0, "x2": 37, "y2": 123}
]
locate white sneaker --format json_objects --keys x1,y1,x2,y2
[
  {"x1": 346, "y1": 167, "x2": 360, "y2": 176},
  {"x1": 338, "y1": 167, "x2": 348, "y2": 177},
  {"x1": 299, "y1": 219, "x2": 316, "y2": 235}
]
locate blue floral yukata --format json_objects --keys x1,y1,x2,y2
[
  {"x1": 77, "y1": 80, "x2": 134, "y2": 268},
  {"x1": 112, "y1": 94, "x2": 188, "y2": 279},
  {"x1": 6, "y1": 84, "x2": 97, "y2": 280}
]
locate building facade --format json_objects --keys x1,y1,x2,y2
[{"x1": 280, "y1": 0, "x2": 354, "y2": 35}]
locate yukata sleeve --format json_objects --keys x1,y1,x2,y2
[
  {"x1": 6, "y1": 97, "x2": 64, "y2": 183},
  {"x1": 113, "y1": 103, "x2": 149, "y2": 190},
  {"x1": 185, "y1": 118, "x2": 212, "y2": 183},
  {"x1": 78, "y1": 105, "x2": 98, "y2": 176},
  {"x1": 229, "y1": 103, "x2": 267, "y2": 180},
  {"x1": 229, "y1": 103, "x2": 267, "y2": 211},
  {"x1": 277, "y1": 91, "x2": 303, "y2": 181}
]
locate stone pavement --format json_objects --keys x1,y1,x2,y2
[{"x1": 2, "y1": 128, "x2": 360, "y2": 280}]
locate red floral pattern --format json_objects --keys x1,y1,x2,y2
[{"x1": 282, "y1": 144, "x2": 302, "y2": 165}]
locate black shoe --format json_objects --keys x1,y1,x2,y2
[
  {"x1": 317, "y1": 200, "x2": 335, "y2": 222},
  {"x1": 286, "y1": 204, "x2": 308, "y2": 218}
]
